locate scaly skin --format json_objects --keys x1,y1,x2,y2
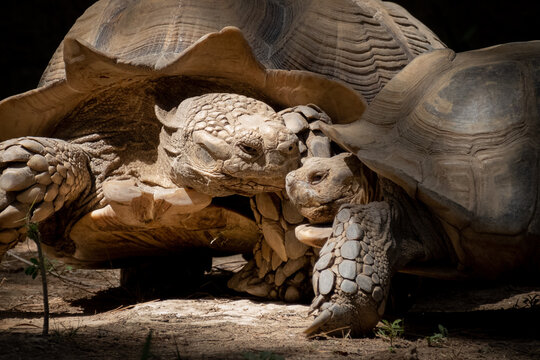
[
  {"x1": 0, "y1": 93, "x2": 301, "y2": 260},
  {"x1": 0, "y1": 137, "x2": 92, "y2": 256},
  {"x1": 156, "y1": 93, "x2": 300, "y2": 197},
  {"x1": 286, "y1": 154, "x2": 449, "y2": 335},
  {"x1": 228, "y1": 105, "x2": 336, "y2": 303}
]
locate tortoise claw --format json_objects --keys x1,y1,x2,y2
[
  {"x1": 305, "y1": 204, "x2": 395, "y2": 336},
  {"x1": 304, "y1": 309, "x2": 331, "y2": 336}
]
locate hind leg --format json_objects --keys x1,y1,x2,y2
[{"x1": 0, "y1": 137, "x2": 91, "y2": 258}]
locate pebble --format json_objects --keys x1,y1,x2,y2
[{"x1": 372, "y1": 273, "x2": 380, "y2": 284}]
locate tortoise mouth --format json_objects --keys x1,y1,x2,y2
[{"x1": 177, "y1": 164, "x2": 285, "y2": 197}]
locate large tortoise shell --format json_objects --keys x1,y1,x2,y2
[
  {"x1": 40, "y1": 0, "x2": 444, "y2": 99},
  {"x1": 321, "y1": 41, "x2": 540, "y2": 271}
]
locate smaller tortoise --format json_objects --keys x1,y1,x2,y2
[{"x1": 286, "y1": 41, "x2": 540, "y2": 335}]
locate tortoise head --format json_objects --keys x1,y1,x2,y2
[
  {"x1": 156, "y1": 93, "x2": 300, "y2": 197},
  {"x1": 285, "y1": 153, "x2": 380, "y2": 224}
]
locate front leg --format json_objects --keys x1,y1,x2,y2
[
  {"x1": 0, "y1": 137, "x2": 91, "y2": 257},
  {"x1": 305, "y1": 202, "x2": 416, "y2": 336}
]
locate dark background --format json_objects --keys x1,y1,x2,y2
[{"x1": 0, "y1": 0, "x2": 539, "y2": 99}]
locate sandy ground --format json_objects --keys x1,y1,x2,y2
[{"x1": 1, "y1": 240, "x2": 539, "y2": 360}]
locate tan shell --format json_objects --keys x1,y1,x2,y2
[
  {"x1": 321, "y1": 41, "x2": 540, "y2": 272},
  {"x1": 0, "y1": 27, "x2": 365, "y2": 142},
  {"x1": 40, "y1": 0, "x2": 443, "y2": 97},
  {"x1": 0, "y1": 0, "x2": 444, "y2": 141}
]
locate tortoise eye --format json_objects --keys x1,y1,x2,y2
[
  {"x1": 238, "y1": 143, "x2": 259, "y2": 156},
  {"x1": 309, "y1": 171, "x2": 327, "y2": 185}
]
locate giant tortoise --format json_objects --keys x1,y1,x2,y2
[
  {"x1": 286, "y1": 41, "x2": 540, "y2": 335},
  {"x1": 0, "y1": 0, "x2": 443, "y2": 300}
]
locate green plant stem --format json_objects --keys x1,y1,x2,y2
[{"x1": 32, "y1": 229, "x2": 49, "y2": 336}]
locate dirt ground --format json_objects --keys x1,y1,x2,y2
[{"x1": 1, "y1": 241, "x2": 539, "y2": 360}]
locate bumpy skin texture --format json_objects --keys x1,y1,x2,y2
[
  {"x1": 286, "y1": 153, "x2": 380, "y2": 224},
  {"x1": 286, "y1": 155, "x2": 448, "y2": 335},
  {"x1": 157, "y1": 93, "x2": 300, "y2": 197},
  {"x1": 228, "y1": 105, "x2": 335, "y2": 302},
  {"x1": 0, "y1": 138, "x2": 91, "y2": 250},
  {"x1": 0, "y1": 93, "x2": 301, "y2": 260}
]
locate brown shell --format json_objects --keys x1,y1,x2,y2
[
  {"x1": 40, "y1": 0, "x2": 443, "y2": 99},
  {"x1": 0, "y1": 0, "x2": 444, "y2": 142},
  {"x1": 321, "y1": 41, "x2": 540, "y2": 272}
]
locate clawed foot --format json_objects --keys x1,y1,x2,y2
[
  {"x1": 305, "y1": 203, "x2": 393, "y2": 336},
  {"x1": 0, "y1": 137, "x2": 90, "y2": 254},
  {"x1": 228, "y1": 241, "x2": 315, "y2": 302}
]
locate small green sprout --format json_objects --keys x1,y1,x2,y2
[
  {"x1": 375, "y1": 319, "x2": 404, "y2": 352},
  {"x1": 426, "y1": 324, "x2": 448, "y2": 347}
]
